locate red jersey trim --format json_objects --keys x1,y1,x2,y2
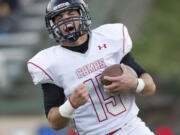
[
  {"x1": 28, "y1": 62, "x2": 54, "y2": 81},
  {"x1": 69, "y1": 98, "x2": 79, "y2": 109},
  {"x1": 122, "y1": 24, "x2": 125, "y2": 54}
]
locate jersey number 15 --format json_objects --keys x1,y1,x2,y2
[{"x1": 84, "y1": 74, "x2": 126, "y2": 122}]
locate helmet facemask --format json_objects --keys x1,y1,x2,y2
[{"x1": 46, "y1": 4, "x2": 91, "y2": 43}]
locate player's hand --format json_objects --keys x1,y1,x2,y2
[
  {"x1": 103, "y1": 64, "x2": 138, "y2": 95},
  {"x1": 70, "y1": 84, "x2": 89, "y2": 108}
]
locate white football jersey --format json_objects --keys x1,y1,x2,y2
[{"x1": 27, "y1": 23, "x2": 139, "y2": 135}]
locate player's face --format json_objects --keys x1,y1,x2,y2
[{"x1": 54, "y1": 9, "x2": 80, "y2": 36}]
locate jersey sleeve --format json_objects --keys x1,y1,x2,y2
[
  {"x1": 27, "y1": 62, "x2": 54, "y2": 85},
  {"x1": 122, "y1": 24, "x2": 133, "y2": 55},
  {"x1": 121, "y1": 53, "x2": 146, "y2": 77}
]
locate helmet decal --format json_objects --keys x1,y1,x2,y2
[{"x1": 53, "y1": 2, "x2": 70, "y2": 10}]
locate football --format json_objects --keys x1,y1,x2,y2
[
  {"x1": 100, "y1": 64, "x2": 123, "y2": 85},
  {"x1": 100, "y1": 64, "x2": 137, "y2": 85}
]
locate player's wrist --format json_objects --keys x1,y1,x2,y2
[
  {"x1": 59, "y1": 100, "x2": 76, "y2": 119},
  {"x1": 135, "y1": 78, "x2": 145, "y2": 94},
  {"x1": 69, "y1": 98, "x2": 79, "y2": 109}
]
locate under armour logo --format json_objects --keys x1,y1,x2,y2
[{"x1": 98, "y1": 44, "x2": 107, "y2": 50}]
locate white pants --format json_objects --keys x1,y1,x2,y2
[{"x1": 114, "y1": 117, "x2": 154, "y2": 135}]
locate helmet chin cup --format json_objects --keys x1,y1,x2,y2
[
  {"x1": 45, "y1": 0, "x2": 91, "y2": 43},
  {"x1": 64, "y1": 31, "x2": 79, "y2": 43}
]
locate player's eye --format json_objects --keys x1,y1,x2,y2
[
  {"x1": 69, "y1": 12, "x2": 75, "y2": 16},
  {"x1": 68, "y1": 10, "x2": 78, "y2": 16},
  {"x1": 54, "y1": 15, "x2": 63, "y2": 23}
]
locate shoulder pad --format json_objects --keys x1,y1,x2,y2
[
  {"x1": 94, "y1": 23, "x2": 132, "y2": 55},
  {"x1": 27, "y1": 62, "x2": 54, "y2": 85},
  {"x1": 27, "y1": 48, "x2": 56, "y2": 85}
]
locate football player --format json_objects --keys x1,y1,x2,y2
[{"x1": 27, "y1": 0, "x2": 156, "y2": 134}]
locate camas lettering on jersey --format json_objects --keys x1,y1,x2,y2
[{"x1": 76, "y1": 58, "x2": 106, "y2": 79}]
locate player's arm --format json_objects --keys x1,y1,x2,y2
[
  {"x1": 27, "y1": 62, "x2": 69, "y2": 129},
  {"x1": 27, "y1": 62, "x2": 89, "y2": 130},
  {"x1": 104, "y1": 53, "x2": 156, "y2": 96},
  {"x1": 41, "y1": 83, "x2": 69, "y2": 130},
  {"x1": 42, "y1": 83, "x2": 89, "y2": 130},
  {"x1": 121, "y1": 53, "x2": 156, "y2": 96},
  {"x1": 138, "y1": 72, "x2": 156, "y2": 96}
]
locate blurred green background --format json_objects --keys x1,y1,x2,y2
[{"x1": 0, "y1": 0, "x2": 179, "y2": 134}]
